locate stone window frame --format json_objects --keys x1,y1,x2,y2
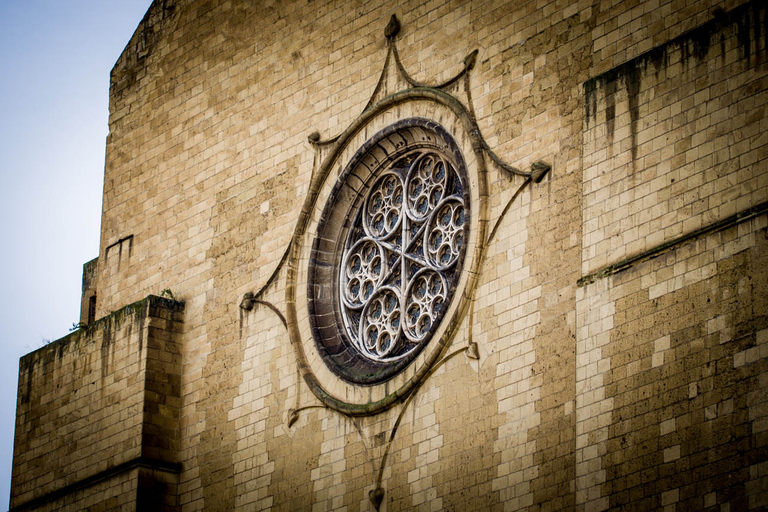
[{"x1": 308, "y1": 117, "x2": 471, "y2": 385}]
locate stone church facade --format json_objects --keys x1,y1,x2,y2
[{"x1": 10, "y1": 0, "x2": 768, "y2": 510}]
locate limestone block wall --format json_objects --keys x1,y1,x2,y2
[
  {"x1": 577, "y1": 1, "x2": 768, "y2": 510},
  {"x1": 11, "y1": 296, "x2": 184, "y2": 511},
  {"x1": 582, "y1": 0, "x2": 768, "y2": 276},
  {"x1": 11, "y1": 0, "x2": 768, "y2": 511},
  {"x1": 576, "y1": 215, "x2": 768, "y2": 510},
  {"x1": 92, "y1": 1, "x2": 598, "y2": 509},
  {"x1": 32, "y1": 469, "x2": 138, "y2": 512}
]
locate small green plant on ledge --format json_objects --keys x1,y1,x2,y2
[
  {"x1": 69, "y1": 322, "x2": 86, "y2": 332},
  {"x1": 160, "y1": 288, "x2": 177, "y2": 300}
]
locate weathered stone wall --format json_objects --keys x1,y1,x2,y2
[
  {"x1": 12, "y1": 0, "x2": 768, "y2": 510},
  {"x1": 11, "y1": 296, "x2": 184, "y2": 511},
  {"x1": 577, "y1": 2, "x2": 768, "y2": 509},
  {"x1": 33, "y1": 469, "x2": 138, "y2": 512},
  {"x1": 582, "y1": 0, "x2": 768, "y2": 276},
  {"x1": 576, "y1": 217, "x2": 768, "y2": 510}
]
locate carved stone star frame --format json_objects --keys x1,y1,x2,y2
[{"x1": 241, "y1": 15, "x2": 549, "y2": 418}]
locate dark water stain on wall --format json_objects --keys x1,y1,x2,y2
[{"x1": 584, "y1": 0, "x2": 767, "y2": 163}]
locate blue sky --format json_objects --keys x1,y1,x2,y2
[{"x1": 0, "y1": 1, "x2": 152, "y2": 508}]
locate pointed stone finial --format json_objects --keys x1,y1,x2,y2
[
  {"x1": 530, "y1": 161, "x2": 551, "y2": 183},
  {"x1": 287, "y1": 409, "x2": 299, "y2": 428},
  {"x1": 384, "y1": 15, "x2": 400, "y2": 39},
  {"x1": 240, "y1": 292, "x2": 255, "y2": 311},
  {"x1": 464, "y1": 49, "x2": 478, "y2": 70},
  {"x1": 369, "y1": 487, "x2": 385, "y2": 510}
]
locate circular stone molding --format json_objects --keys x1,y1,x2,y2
[
  {"x1": 286, "y1": 93, "x2": 488, "y2": 415},
  {"x1": 309, "y1": 119, "x2": 470, "y2": 384}
]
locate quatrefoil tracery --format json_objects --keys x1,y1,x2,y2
[{"x1": 340, "y1": 151, "x2": 468, "y2": 362}]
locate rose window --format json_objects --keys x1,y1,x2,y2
[
  {"x1": 339, "y1": 151, "x2": 468, "y2": 362},
  {"x1": 307, "y1": 119, "x2": 470, "y2": 384}
]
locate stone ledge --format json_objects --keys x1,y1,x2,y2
[
  {"x1": 9, "y1": 456, "x2": 181, "y2": 512},
  {"x1": 578, "y1": 200, "x2": 768, "y2": 287}
]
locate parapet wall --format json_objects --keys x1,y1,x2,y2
[{"x1": 11, "y1": 296, "x2": 184, "y2": 512}]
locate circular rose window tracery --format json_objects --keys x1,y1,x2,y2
[
  {"x1": 308, "y1": 119, "x2": 470, "y2": 384},
  {"x1": 341, "y1": 151, "x2": 466, "y2": 361}
]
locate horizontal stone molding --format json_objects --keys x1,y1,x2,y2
[
  {"x1": 579, "y1": 200, "x2": 768, "y2": 286},
  {"x1": 9, "y1": 456, "x2": 181, "y2": 512}
]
